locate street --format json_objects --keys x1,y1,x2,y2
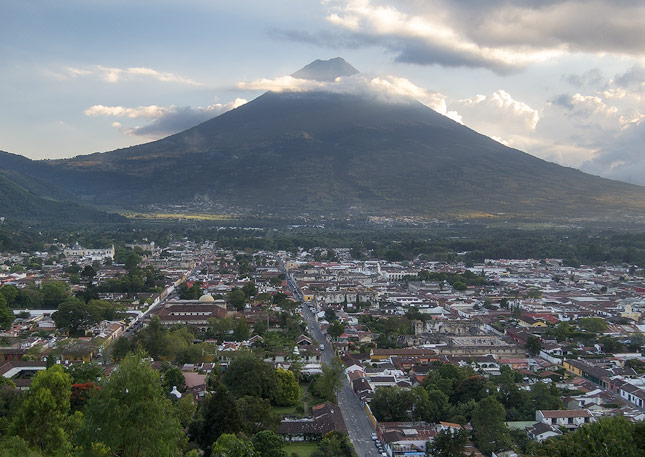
[{"x1": 299, "y1": 296, "x2": 382, "y2": 457}]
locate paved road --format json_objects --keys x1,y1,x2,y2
[{"x1": 300, "y1": 301, "x2": 382, "y2": 457}]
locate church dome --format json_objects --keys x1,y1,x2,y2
[{"x1": 198, "y1": 294, "x2": 215, "y2": 303}]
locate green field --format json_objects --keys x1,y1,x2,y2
[
  {"x1": 272, "y1": 405, "x2": 299, "y2": 416},
  {"x1": 284, "y1": 442, "x2": 319, "y2": 457}
]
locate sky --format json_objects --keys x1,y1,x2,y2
[{"x1": 1, "y1": 0, "x2": 645, "y2": 184}]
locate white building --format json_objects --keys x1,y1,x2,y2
[{"x1": 63, "y1": 243, "x2": 115, "y2": 261}]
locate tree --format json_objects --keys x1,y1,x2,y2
[
  {"x1": 251, "y1": 431, "x2": 287, "y2": 457},
  {"x1": 0, "y1": 436, "x2": 43, "y2": 457},
  {"x1": 274, "y1": 368, "x2": 300, "y2": 406},
  {"x1": 236, "y1": 396, "x2": 278, "y2": 435},
  {"x1": 627, "y1": 333, "x2": 645, "y2": 353},
  {"x1": 525, "y1": 335, "x2": 542, "y2": 356},
  {"x1": 327, "y1": 320, "x2": 345, "y2": 339},
  {"x1": 67, "y1": 362, "x2": 103, "y2": 384},
  {"x1": 190, "y1": 382, "x2": 243, "y2": 453},
  {"x1": 425, "y1": 388, "x2": 450, "y2": 423},
  {"x1": 222, "y1": 353, "x2": 277, "y2": 401},
  {"x1": 471, "y1": 396, "x2": 510, "y2": 456},
  {"x1": 137, "y1": 315, "x2": 168, "y2": 359},
  {"x1": 211, "y1": 434, "x2": 257, "y2": 457},
  {"x1": 324, "y1": 308, "x2": 337, "y2": 322},
  {"x1": 209, "y1": 317, "x2": 236, "y2": 342},
  {"x1": 10, "y1": 365, "x2": 72, "y2": 456},
  {"x1": 70, "y1": 382, "x2": 100, "y2": 412},
  {"x1": 426, "y1": 428, "x2": 469, "y2": 457},
  {"x1": 241, "y1": 282, "x2": 257, "y2": 299},
  {"x1": 76, "y1": 353, "x2": 185, "y2": 457},
  {"x1": 227, "y1": 289, "x2": 246, "y2": 310},
  {"x1": 124, "y1": 252, "x2": 142, "y2": 274},
  {"x1": 311, "y1": 431, "x2": 353, "y2": 457},
  {"x1": 179, "y1": 282, "x2": 203, "y2": 300},
  {"x1": 0, "y1": 384, "x2": 22, "y2": 436},
  {"x1": 175, "y1": 395, "x2": 196, "y2": 428},
  {"x1": 109, "y1": 336, "x2": 133, "y2": 362},
  {"x1": 52, "y1": 297, "x2": 102, "y2": 336},
  {"x1": 452, "y1": 282, "x2": 467, "y2": 291},
  {"x1": 80, "y1": 265, "x2": 97, "y2": 286},
  {"x1": 370, "y1": 387, "x2": 431, "y2": 422},
  {"x1": 529, "y1": 416, "x2": 644, "y2": 457},
  {"x1": 311, "y1": 358, "x2": 344, "y2": 403},
  {"x1": 0, "y1": 295, "x2": 14, "y2": 330},
  {"x1": 550, "y1": 322, "x2": 572, "y2": 342},
  {"x1": 234, "y1": 318, "x2": 250, "y2": 341},
  {"x1": 578, "y1": 317, "x2": 608, "y2": 334},
  {"x1": 160, "y1": 365, "x2": 186, "y2": 393},
  {"x1": 0, "y1": 285, "x2": 19, "y2": 307},
  {"x1": 41, "y1": 281, "x2": 71, "y2": 308}
]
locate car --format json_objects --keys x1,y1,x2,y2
[
  {"x1": 371, "y1": 433, "x2": 378, "y2": 440},
  {"x1": 319, "y1": 344, "x2": 325, "y2": 351}
]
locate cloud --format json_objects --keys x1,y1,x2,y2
[
  {"x1": 238, "y1": 72, "x2": 458, "y2": 118},
  {"x1": 278, "y1": 1, "x2": 645, "y2": 72},
  {"x1": 84, "y1": 105, "x2": 170, "y2": 119},
  {"x1": 84, "y1": 98, "x2": 247, "y2": 138},
  {"x1": 447, "y1": 90, "x2": 540, "y2": 153},
  {"x1": 57, "y1": 65, "x2": 202, "y2": 85}
]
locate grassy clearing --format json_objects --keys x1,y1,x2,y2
[
  {"x1": 272, "y1": 404, "x2": 299, "y2": 416},
  {"x1": 284, "y1": 442, "x2": 319, "y2": 457}
]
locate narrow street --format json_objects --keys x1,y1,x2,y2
[{"x1": 299, "y1": 297, "x2": 382, "y2": 457}]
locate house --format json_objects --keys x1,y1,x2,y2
[
  {"x1": 158, "y1": 300, "x2": 228, "y2": 331},
  {"x1": 0, "y1": 360, "x2": 48, "y2": 390},
  {"x1": 536, "y1": 409, "x2": 595, "y2": 431},
  {"x1": 526, "y1": 422, "x2": 562, "y2": 442},
  {"x1": 278, "y1": 402, "x2": 346, "y2": 441},
  {"x1": 377, "y1": 422, "x2": 437, "y2": 457}
]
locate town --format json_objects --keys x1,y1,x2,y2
[{"x1": 0, "y1": 236, "x2": 644, "y2": 457}]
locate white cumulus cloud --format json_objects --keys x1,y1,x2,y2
[
  {"x1": 238, "y1": 72, "x2": 455, "y2": 117},
  {"x1": 84, "y1": 98, "x2": 247, "y2": 138},
  {"x1": 56, "y1": 65, "x2": 202, "y2": 86}
]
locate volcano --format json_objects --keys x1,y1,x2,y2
[{"x1": 3, "y1": 58, "x2": 645, "y2": 219}]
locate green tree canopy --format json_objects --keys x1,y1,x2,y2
[
  {"x1": 76, "y1": 353, "x2": 185, "y2": 457},
  {"x1": 426, "y1": 427, "x2": 469, "y2": 457},
  {"x1": 0, "y1": 295, "x2": 14, "y2": 330},
  {"x1": 471, "y1": 396, "x2": 510, "y2": 456},
  {"x1": 41, "y1": 281, "x2": 71, "y2": 308},
  {"x1": 525, "y1": 335, "x2": 542, "y2": 356},
  {"x1": 10, "y1": 365, "x2": 72, "y2": 456},
  {"x1": 251, "y1": 431, "x2": 286, "y2": 457},
  {"x1": 236, "y1": 396, "x2": 278, "y2": 436},
  {"x1": 274, "y1": 368, "x2": 300, "y2": 407},
  {"x1": 578, "y1": 317, "x2": 608, "y2": 334},
  {"x1": 211, "y1": 434, "x2": 257, "y2": 457},
  {"x1": 190, "y1": 382, "x2": 243, "y2": 454},
  {"x1": 311, "y1": 358, "x2": 344, "y2": 403},
  {"x1": 222, "y1": 353, "x2": 277, "y2": 401},
  {"x1": 529, "y1": 416, "x2": 644, "y2": 457},
  {"x1": 311, "y1": 431, "x2": 353, "y2": 457}
]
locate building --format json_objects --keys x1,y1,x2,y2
[
  {"x1": 278, "y1": 402, "x2": 347, "y2": 442},
  {"x1": 158, "y1": 295, "x2": 228, "y2": 331},
  {"x1": 63, "y1": 243, "x2": 115, "y2": 261},
  {"x1": 535, "y1": 409, "x2": 595, "y2": 431}
]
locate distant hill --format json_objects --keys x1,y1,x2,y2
[
  {"x1": 3, "y1": 58, "x2": 645, "y2": 219},
  {"x1": 0, "y1": 163, "x2": 123, "y2": 224}
]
